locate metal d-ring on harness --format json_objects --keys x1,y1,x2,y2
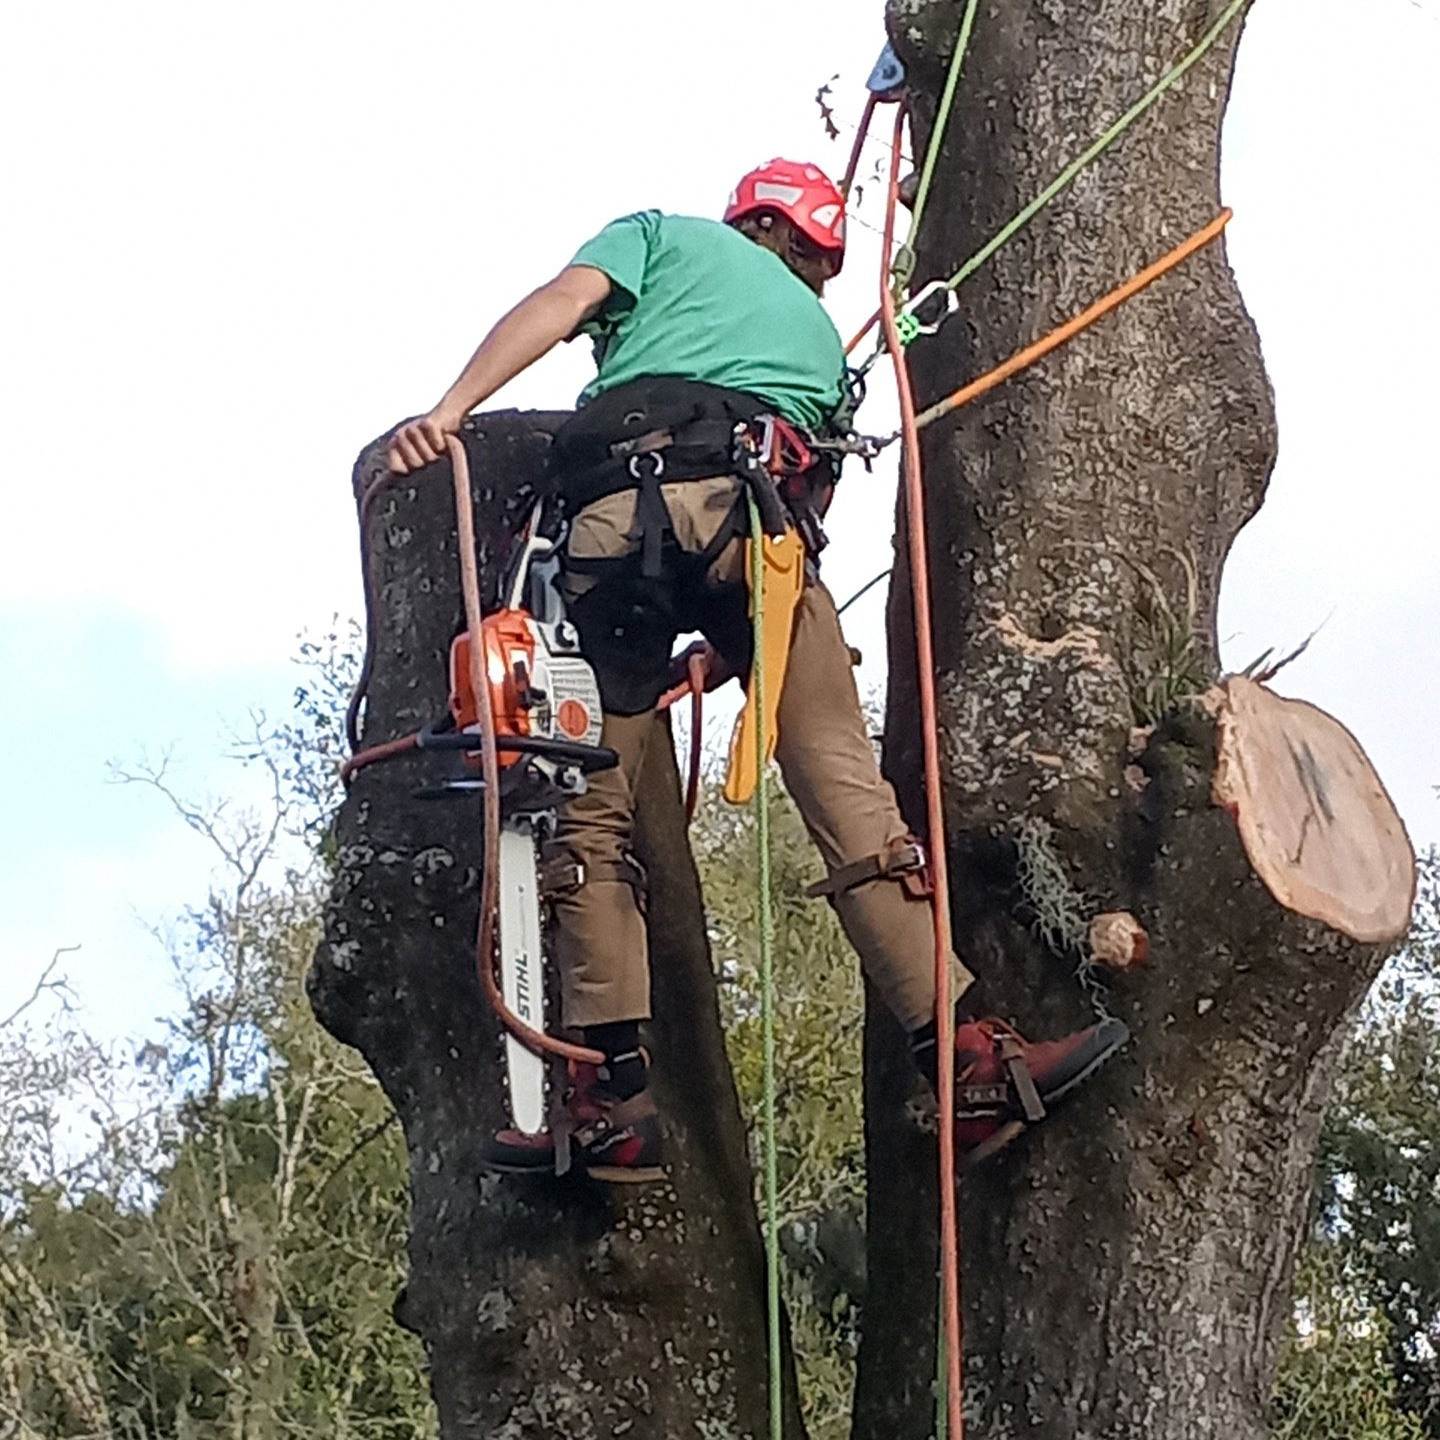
[
  {"x1": 550, "y1": 379, "x2": 837, "y2": 600},
  {"x1": 619, "y1": 441, "x2": 670, "y2": 579}
]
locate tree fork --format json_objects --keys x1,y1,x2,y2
[
  {"x1": 857, "y1": 3, "x2": 1401, "y2": 1438},
  {"x1": 310, "y1": 417, "x2": 804, "y2": 1438}
]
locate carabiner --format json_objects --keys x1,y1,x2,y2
[{"x1": 899, "y1": 278, "x2": 961, "y2": 337}]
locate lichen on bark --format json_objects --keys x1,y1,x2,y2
[
  {"x1": 856, "y1": 3, "x2": 1396, "y2": 1437},
  {"x1": 310, "y1": 417, "x2": 803, "y2": 1438}
]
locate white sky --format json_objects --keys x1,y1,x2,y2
[{"x1": 1, "y1": 0, "x2": 1435, "y2": 1042}]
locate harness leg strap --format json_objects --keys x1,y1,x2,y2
[
  {"x1": 630, "y1": 455, "x2": 671, "y2": 579},
  {"x1": 805, "y1": 836, "x2": 932, "y2": 901},
  {"x1": 539, "y1": 853, "x2": 649, "y2": 913}
]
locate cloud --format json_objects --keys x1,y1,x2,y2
[{"x1": 0, "y1": 0, "x2": 1435, "y2": 1054}]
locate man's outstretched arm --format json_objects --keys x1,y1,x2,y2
[{"x1": 387, "y1": 265, "x2": 612, "y2": 474}]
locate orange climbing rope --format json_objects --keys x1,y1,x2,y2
[
  {"x1": 880, "y1": 105, "x2": 965, "y2": 1439},
  {"x1": 914, "y1": 208, "x2": 1233, "y2": 430}
]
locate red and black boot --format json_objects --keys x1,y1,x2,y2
[
  {"x1": 481, "y1": 1059, "x2": 666, "y2": 1184},
  {"x1": 918, "y1": 1015, "x2": 1130, "y2": 1165}
]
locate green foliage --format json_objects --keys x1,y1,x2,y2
[
  {"x1": 1270, "y1": 1249, "x2": 1427, "y2": 1440},
  {"x1": 690, "y1": 771, "x2": 866, "y2": 1440},
  {"x1": 0, "y1": 633, "x2": 434, "y2": 1439},
  {"x1": 1309, "y1": 851, "x2": 1440, "y2": 1433},
  {"x1": 1125, "y1": 546, "x2": 1213, "y2": 724}
]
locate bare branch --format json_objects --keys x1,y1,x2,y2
[{"x1": 1, "y1": 946, "x2": 80, "y2": 1030}]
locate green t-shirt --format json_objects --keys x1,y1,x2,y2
[{"x1": 569, "y1": 211, "x2": 847, "y2": 431}]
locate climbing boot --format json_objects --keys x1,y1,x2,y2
[
  {"x1": 951, "y1": 1016, "x2": 1130, "y2": 1166},
  {"x1": 480, "y1": 1062, "x2": 666, "y2": 1184}
]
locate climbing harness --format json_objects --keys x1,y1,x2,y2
[
  {"x1": 548, "y1": 375, "x2": 833, "y2": 588},
  {"x1": 553, "y1": 379, "x2": 848, "y2": 820},
  {"x1": 803, "y1": 835, "x2": 930, "y2": 901}
]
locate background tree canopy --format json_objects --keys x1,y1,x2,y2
[{"x1": 1, "y1": 641, "x2": 1432, "y2": 1439}]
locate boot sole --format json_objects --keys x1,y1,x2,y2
[
  {"x1": 478, "y1": 1157, "x2": 554, "y2": 1176},
  {"x1": 584, "y1": 1164, "x2": 667, "y2": 1184},
  {"x1": 960, "y1": 1018, "x2": 1130, "y2": 1171},
  {"x1": 1041, "y1": 1017, "x2": 1130, "y2": 1106}
]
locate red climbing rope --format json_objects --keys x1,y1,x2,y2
[
  {"x1": 657, "y1": 640, "x2": 728, "y2": 824},
  {"x1": 346, "y1": 440, "x2": 601, "y2": 1066},
  {"x1": 683, "y1": 648, "x2": 707, "y2": 821},
  {"x1": 340, "y1": 729, "x2": 418, "y2": 782},
  {"x1": 840, "y1": 92, "x2": 879, "y2": 199},
  {"x1": 446, "y1": 436, "x2": 605, "y2": 1067},
  {"x1": 880, "y1": 105, "x2": 965, "y2": 1439}
]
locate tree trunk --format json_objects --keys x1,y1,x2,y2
[
  {"x1": 856, "y1": 3, "x2": 1398, "y2": 1437},
  {"x1": 310, "y1": 416, "x2": 802, "y2": 1438}
]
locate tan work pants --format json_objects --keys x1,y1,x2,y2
[{"x1": 550, "y1": 480, "x2": 975, "y2": 1034}]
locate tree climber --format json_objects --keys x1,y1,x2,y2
[{"x1": 387, "y1": 159, "x2": 1129, "y2": 1181}]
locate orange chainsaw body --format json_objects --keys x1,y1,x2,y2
[{"x1": 449, "y1": 609, "x2": 603, "y2": 768}]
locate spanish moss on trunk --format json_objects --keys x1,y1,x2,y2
[{"x1": 855, "y1": 3, "x2": 1394, "y2": 1437}]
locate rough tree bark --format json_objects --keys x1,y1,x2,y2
[
  {"x1": 310, "y1": 417, "x2": 802, "y2": 1438},
  {"x1": 855, "y1": 3, "x2": 1407, "y2": 1439}
]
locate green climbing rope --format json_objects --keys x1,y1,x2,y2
[
  {"x1": 748, "y1": 494, "x2": 783, "y2": 1440},
  {"x1": 903, "y1": 0, "x2": 983, "y2": 272},
  {"x1": 906, "y1": 0, "x2": 1250, "y2": 312}
]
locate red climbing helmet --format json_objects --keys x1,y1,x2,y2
[{"x1": 724, "y1": 158, "x2": 847, "y2": 271}]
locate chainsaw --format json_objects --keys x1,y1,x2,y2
[{"x1": 416, "y1": 508, "x2": 617, "y2": 1135}]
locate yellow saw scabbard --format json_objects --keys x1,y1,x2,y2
[{"x1": 723, "y1": 528, "x2": 807, "y2": 804}]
